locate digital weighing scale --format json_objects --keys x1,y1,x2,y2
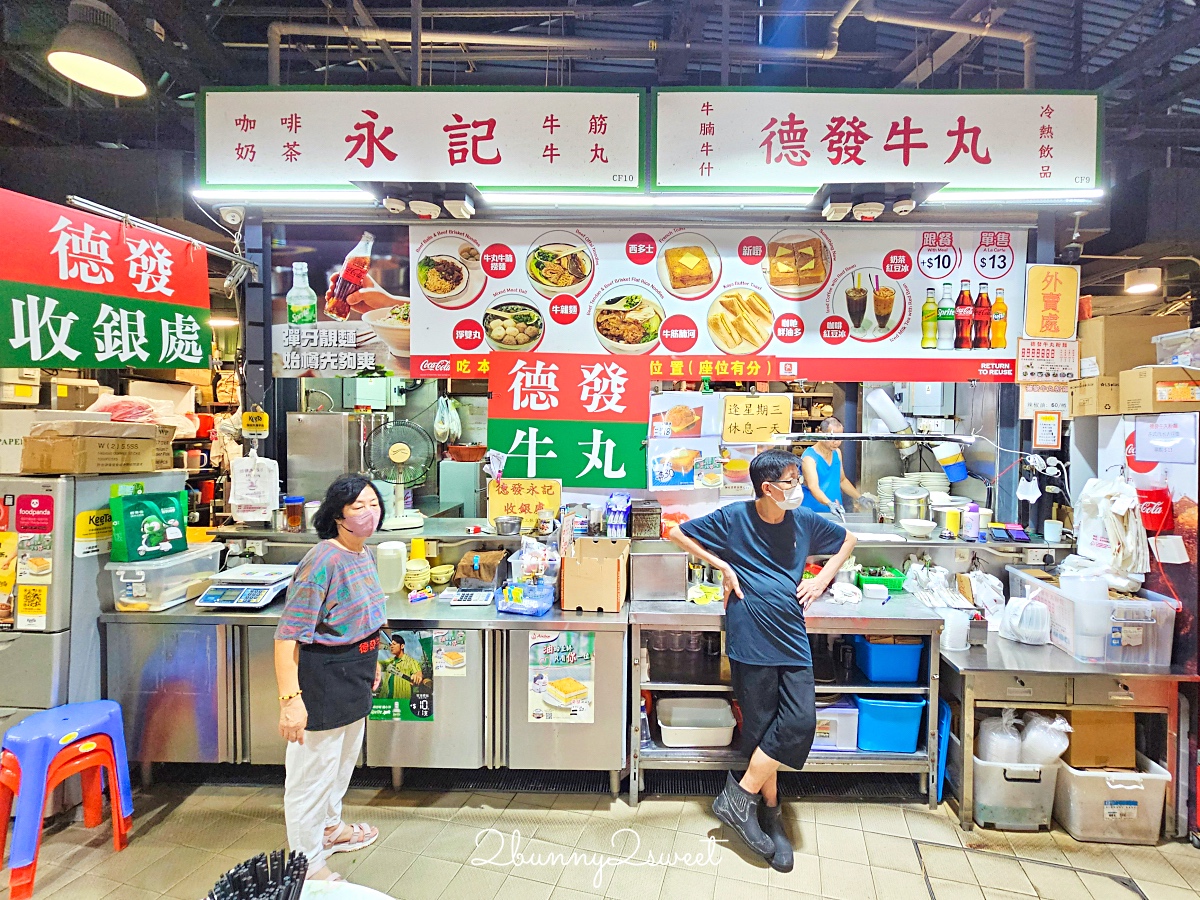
[{"x1": 196, "y1": 564, "x2": 298, "y2": 609}]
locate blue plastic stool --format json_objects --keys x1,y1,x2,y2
[{"x1": 2, "y1": 701, "x2": 133, "y2": 871}]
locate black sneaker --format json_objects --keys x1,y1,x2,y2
[
  {"x1": 712, "y1": 772, "x2": 776, "y2": 859},
  {"x1": 759, "y1": 802, "x2": 794, "y2": 872}
]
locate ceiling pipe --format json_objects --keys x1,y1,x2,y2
[
  {"x1": 266, "y1": 2, "x2": 864, "y2": 84},
  {"x1": 858, "y1": 0, "x2": 1036, "y2": 89}
]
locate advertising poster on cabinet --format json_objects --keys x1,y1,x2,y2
[
  {"x1": 529, "y1": 631, "x2": 595, "y2": 724},
  {"x1": 270, "y1": 224, "x2": 412, "y2": 378},
  {"x1": 411, "y1": 225, "x2": 1025, "y2": 382},
  {"x1": 371, "y1": 629, "x2": 434, "y2": 721}
]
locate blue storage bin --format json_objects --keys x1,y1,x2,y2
[
  {"x1": 496, "y1": 581, "x2": 555, "y2": 617},
  {"x1": 854, "y1": 695, "x2": 927, "y2": 753},
  {"x1": 936, "y1": 699, "x2": 952, "y2": 802},
  {"x1": 853, "y1": 635, "x2": 923, "y2": 684}
]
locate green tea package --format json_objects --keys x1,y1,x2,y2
[{"x1": 109, "y1": 490, "x2": 188, "y2": 562}]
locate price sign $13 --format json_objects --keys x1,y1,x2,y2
[{"x1": 974, "y1": 245, "x2": 1013, "y2": 280}]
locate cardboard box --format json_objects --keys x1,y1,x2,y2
[
  {"x1": 154, "y1": 424, "x2": 177, "y2": 470},
  {"x1": 21, "y1": 435, "x2": 156, "y2": 474},
  {"x1": 1120, "y1": 365, "x2": 1200, "y2": 414},
  {"x1": 561, "y1": 537, "x2": 629, "y2": 613},
  {"x1": 1079, "y1": 315, "x2": 1188, "y2": 377},
  {"x1": 49, "y1": 377, "x2": 103, "y2": 411},
  {"x1": 0, "y1": 410, "x2": 112, "y2": 474},
  {"x1": 29, "y1": 420, "x2": 159, "y2": 440},
  {"x1": 1070, "y1": 377, "x2": 1120, "y2": 417},
  {"x1": 1064, "y1": 710, "x2": 1136, "y2": 769}
]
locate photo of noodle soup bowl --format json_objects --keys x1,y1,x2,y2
[
  {"x1": 484, "y1": 299, "x2": 545, "y2": 351},
  {"x1": 362, "y1": 303, "x2": 411, "y2": 357}
]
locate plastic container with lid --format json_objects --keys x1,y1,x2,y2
[
  {"x1": 1054, "y1": 752, "x2": 1171, "y2": 845},
  {"x1": 107, "y1": 543, "x2": 223, "y2": 612},
  {"x1": 973, "y1": 755, "x2": 1058, "y2": 831},
  {"x1": 1152, "y1": 326, "x2": 1200, "y2": 366}
]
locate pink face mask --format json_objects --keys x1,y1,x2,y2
[{"x1": 339, "y1": 507, "x2": 379, "y2": 538}]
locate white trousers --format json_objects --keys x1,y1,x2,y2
[{"x1": 283, "y1": 717, "x2": 365, "y2": 871}]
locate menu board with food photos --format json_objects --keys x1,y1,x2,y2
[{"x1": 410, "y1": 225, "x2": 1028, "y2": 382}]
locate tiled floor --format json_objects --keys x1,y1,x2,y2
[{"x1": 3, "y1": 782, "x2": 1199, "y2": 899}]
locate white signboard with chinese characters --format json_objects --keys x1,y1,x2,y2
[
  {"x1": 654, "y1": 90, "x2": 1099, "y2": 192},
  {"x1": 412, "y1": 224, "x2": 1027, "y2": 383},
  {"x1": 1017, "y1": 338, "x2": 1079, "y2": 383},
  {"x1": 201, "y1": 88, "x2": 643, "y2": 190}
]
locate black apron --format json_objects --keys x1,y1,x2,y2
[{"x1": 297, "y1": 631, "x2": 380, "y2": 731}]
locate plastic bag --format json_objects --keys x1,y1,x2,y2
[
  {"x1": 978, "y1": 709, "x2": 1022, "y2": 764},
  {"x1": 1000, "y1": 594, "x2": 1050, "y2": 645},
  {"x1": 228, "y1": 448, "x2": 279, "y2": 523},
  {"x1": 967, "y1": 571, "x2": 1006, "y2": 626},
  {"x1": 87, "y1": 393, "x2": 171, "y2": 423},
  {"x1": 448, "y1": 399, "x2": 462, "y2": 443},
  {"x1": 434, "y1": 396, "x2": 450, "y2": 443},
  {"x1": 1020, "y1": 713, "x2": 1072, "y2": 765}
]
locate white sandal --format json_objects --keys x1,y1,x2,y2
[{"x1": 323, "y1": 822, "x2": 379, "y2": 854}]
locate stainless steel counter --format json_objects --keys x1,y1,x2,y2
[
  {"x1": 629, "y1": 593, "x2": 943, "y2": 634},
  {"x1": 99, "y1": 593, "x2": 626, "y2": 631},
  {"x1": 939, "y1": 632, "x2": 1191, "y2": 836}
]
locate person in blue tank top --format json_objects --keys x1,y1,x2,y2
[{"x1": 799, "y1": 416, "x2": 861, "y2": 518}]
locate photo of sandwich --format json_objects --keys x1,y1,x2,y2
[
  {"x1": 656, "y1": 233, "x2": 722, "y2": 299},
  {"x1": 762, "y1": 230, "x2": 832, "y2": 300},
  {"x1": 707, "y1": 289, "x2": 774, "y2": 355},
  {"x1": 547, "y1": 676, "x2": 589, "y2": 706}
]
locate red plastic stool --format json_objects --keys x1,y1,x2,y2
[{"x1": 0, "y1": 735, "x2": 129, "y2": 900}]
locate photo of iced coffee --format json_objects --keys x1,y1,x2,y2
[{"x1": 846, "y1": 283, "x2": 868, "y2": 330}]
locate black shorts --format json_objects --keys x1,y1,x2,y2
[{"x1": 730, "y1": 660, "x2": 816, "y2": 772}]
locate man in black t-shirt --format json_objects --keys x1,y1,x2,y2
[{"x1": 668, "y1": 448, "x2": 856, "y2": 871}]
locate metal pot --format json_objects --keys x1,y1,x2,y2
[
  {"x1": 893, "y1": 485, "x2": 929, "y2": 522},
  {"x1": 494, "y1": 515, "x2": 523, "y2": 535}
]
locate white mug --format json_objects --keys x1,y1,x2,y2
[{"x1": 1042, "y1": 519, "x2": 1064, "y2": 543}]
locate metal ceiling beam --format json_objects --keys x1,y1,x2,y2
[
  {"x1": 891, "y1": 0, "x2": 1007, "y2": 87},
  {"x1": 1051, "y1": 8, "x2": 1200, "y2": 93},
  {"x1": 317, "y1": 0, "x2": 378, "y2": 71},
  {"x1": 351, "y1": 0, "x2": 410, "y2": 80},
  {"x1": 1131, "y1": 59, "x2": 1200, "y2": 109},
  {"x1": 219, "y1": 2, "x2": 857, "y2": 18}
]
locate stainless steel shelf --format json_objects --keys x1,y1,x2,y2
[
  {"x1": 643, "y1": 681, "x2": 732, "y2": 692},
  {"x1": 639, "y1": 681, "x2": 927, "y2": 695},
  {"x1": 636, "y1": 742, "x2": 930, "y2": 773}
]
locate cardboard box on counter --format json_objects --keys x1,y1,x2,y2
[
  {"x1": 1070, "y1": 377, "x2": 1120, "y2": 417},
  {"x1": 1064, "y1": 710, "x2": 1136, "y2": 769},
  {"x1": 1119, "y1": 365, "x2": 1200, "y2": 414},
  {"x1": 561, "y1": 537, "x2": 629, "y2": 613},
  {"x1": 28, "y1": 420, "x2": 160, "y2": 440},
  {"x1": 0, "y1": 410, "x2": 112, "y2": 474},
  {"x1": 21, "y1": 434, "x2": 156, "y2": 474},
  {"x1": 1079, "y1": 315, "x2": 1188, "y2": 377}
]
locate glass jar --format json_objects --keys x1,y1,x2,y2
[{"x1": 284, "y1": 495, "x2": 305, "y2": 533}]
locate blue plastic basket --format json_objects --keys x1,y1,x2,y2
[
  {"x1": 496, "y1": 582, "x2": 555, "y2": 617},
  {"x1": 937, "y1": 699, "x2": 952, "y2": 802},
  {"x1": 853, "y1": 635, "x2": 923, "y2": 684},
  {"x1": 854, "y1": 695, "x2": 927, "y2": 753}
]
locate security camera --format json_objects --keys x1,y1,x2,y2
[
  {"x1": 382, "y1": 196, "x2": 406, "y2": 214},
  {"x1": 1061, "y1": 242, "x2": 1083, "y2": 265},
  {"x1": 217, "y1": 206, "x2": 244, "y2": 227}
]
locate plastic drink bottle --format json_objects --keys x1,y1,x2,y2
[
  {"x1": 286, "y1": 261, "x2": 317, "y2": 324},
  {"x1": 936, "y1": 282, "x2": 955, "y2": 350},
  {"x1": 920, "y1": 287, "x2": 938, "y2": 349},
  {"x1": 991, "y1": 288, "x2": 1008, "y2": 349}
]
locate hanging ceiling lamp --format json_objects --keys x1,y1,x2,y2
[
  {"x1": 1124, "y1": 267, "x2": 1164, "y2": 295},
  {"x1": 47, "y1": 0, "x2": 147, "y2": 98}
]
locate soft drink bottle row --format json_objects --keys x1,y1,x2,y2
[{"x1": 921, "y1": 280, "x2": 1007, "y2": 351}]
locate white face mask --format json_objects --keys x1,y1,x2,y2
[{"x1": 773, "y1": 483, "x2": 804, "y2": 510}]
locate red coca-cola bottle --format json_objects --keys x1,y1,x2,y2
[
  {"x1": 325, "y1": 231, "x2": 375, "y2": 320},
  {"x1": 953, "y1": 279, "x2": 973, "y2": 350},
  {"x1": 972, "y1": 282, "x2": 992, "y2": 349}
]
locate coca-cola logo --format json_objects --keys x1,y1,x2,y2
[
  {"x1": 417, "y1": 359, "x2": 452, "y2": 374},
  {"x1": 1125, "y1": 433, "x2": 1156, "y2": 475},
  {"x1": 1141, "y1": 500, "x2": 1166, "y2": 516}
]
